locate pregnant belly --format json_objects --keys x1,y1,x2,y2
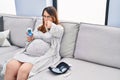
[{"x1": 26, "y1": 39, "x2": 50, "y2": 57}]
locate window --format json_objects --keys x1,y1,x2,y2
[
  {"x1": 0, "y1": 0, "x2": 16, "y2": 14},
  {"x1": 57, "y1": 0, "x2": 107, "y2": 25}
]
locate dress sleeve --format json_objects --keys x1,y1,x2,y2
[
  {"x1": 49, "y1": 23, "x2": 64, "y2": 39},
  {"x1": 33, "y1": 30, "x2": 43, "y2": 39}
]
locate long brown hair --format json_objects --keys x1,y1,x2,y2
[{"x1": 38, "y1": 6, "x2": 59, "y2": 33}]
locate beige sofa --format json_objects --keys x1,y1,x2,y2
[{"x1": 0, "y1": 14, "x2": 120, "y2": 80}]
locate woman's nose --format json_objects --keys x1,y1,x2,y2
[{"x1": 44, "y1": 18, "x2": 48, "y2": 21}]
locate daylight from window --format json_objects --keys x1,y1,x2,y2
[
  {"x1": 0, "y1": 0, "x2": 16, "y2": 14},
  {"x1": 57, "y1": 0, "x2": 107, "y2": 25}
]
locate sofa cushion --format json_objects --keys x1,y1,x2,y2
[
  {"x1": 28, "y1": 58, "x2": 120, "y2": 80},
  {"x1": 60, "y1": 22, "x2": 79, "y2": 58},
  {"x1": 0, "y1": 48, "x2": 24, "y2": 75},
  {"x1": 74, "y1": 22, "x2": 120, "y2": 68},
  {"x1": 0, "y1": 46, "x2": 19, "y2": 55},
  {"x1": 0, "y1": 46, "x2": 19, "y2": 75},
  {"x1": 0, "y1": 16, "x2": 3, "y2": 31},
  {"x1": 33, "y1": 18, "x2": 42, "y2": 31},
  {"x1": 3, "y1": 15, "x2": 36, "y2": 47},
  {"x1": 0, "y1": 30, "x2": 11, "y2": 47}
]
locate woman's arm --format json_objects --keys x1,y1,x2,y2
[
  {"x1": 49, "y1": 23, "x2": 64, "y2": 39},
  {"x1": 33, "y1": 30, "x2": 43, "y2": 39}
]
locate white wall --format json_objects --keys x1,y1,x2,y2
[
  {"x1": 15, "y1": 0, "x2": 45, "y2": 17},
  {"x1": 46, "y1": 0, "x2": 53, "y2": 6},
  {"x1": 57, "y1": 0, "x2": 107, "y2": 25},
  {"x1": 0, "y1": 0, "x2": 52, "y2": 16},
  {"x1": 0, "y1": 0, "x2": 16, "y2": 14},
  {"x1": 107, "y1": 0, "x2": 120, "y2": 27}
]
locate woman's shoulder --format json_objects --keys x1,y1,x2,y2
[
  {"x1": 58, "y1": 24, "x2": 64, "y2": 31},
  {"x1": 52, "y1": 23, "x2": 64, "y2": 29}
]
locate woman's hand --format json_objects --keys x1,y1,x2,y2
[
  {"x1": 27, "y1": 36, "x2": 34, "y2": 42},
  {"x1": 45, "y1": 21, "x2": 52, "y2": 29}
]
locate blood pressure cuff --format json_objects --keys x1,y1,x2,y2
[{"x1": 48, "y1": 62, "x2": 70, "y2": 75}]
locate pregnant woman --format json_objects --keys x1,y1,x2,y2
[{"x1": 4, "y1": 6, "x2": 64, "y2": 80}]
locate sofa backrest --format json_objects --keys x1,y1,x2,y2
[
  {"x1": 60, "y1": 21, "x2": 80, "y2": 58},
  {"x1": 74, "y1": 22, "x2": 120, "y2": 68},
  {"x1": 3, "y1": 15, "x2": 36, "y2": 47},
  {"x1": 33, "y1": 18, "x2": 42, "y2": 30}
]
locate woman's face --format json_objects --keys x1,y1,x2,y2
[{"x1": 43, "y1": 11, "x2": 53, "y2": 22}]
